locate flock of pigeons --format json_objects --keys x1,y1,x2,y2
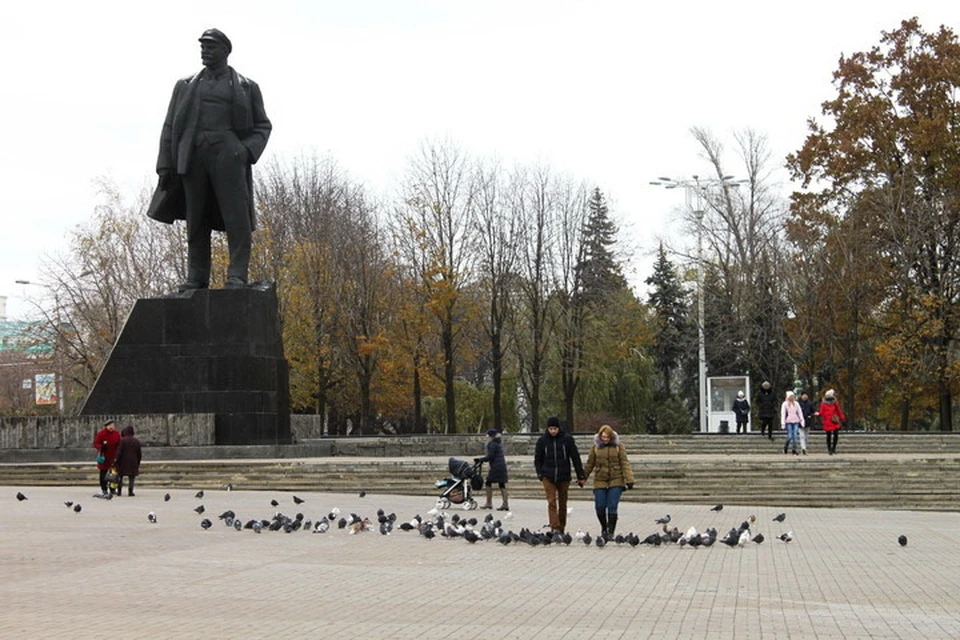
[{"x1": 12, "y1": 490, "x2": 909, "y2": 548}]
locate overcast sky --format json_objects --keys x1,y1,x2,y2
[{"x1": 2, "y1": 1, "x2": 957, "y2": 319}]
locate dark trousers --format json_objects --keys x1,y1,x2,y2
[
  {"x1": 760, "y1": 418, "x2": 774, "y2": 438},
  {"x1": 182, "y1": 132, "x2": 251, "y2": 285},
  {"x1": 736, "y1": 420, "x2": 748, "y2": 434},
  {"x1": 541, "y1": 478, "x2": 570, "y2": 532},
  {"x1": 826, "y1": 430, "x2": 839, "y2": 453},
  {"x1": 119, "y1": 475, "x2": 136, "y2": 496},
  {"x1": 98, "y1": 468, "x2": 108, "y2": 493}
]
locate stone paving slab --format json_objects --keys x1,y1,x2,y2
[{"x1": 2, "y1": 485, "x2": 959, "y2": 639}]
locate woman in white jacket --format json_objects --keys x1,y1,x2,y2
[{"x1": 780, "y1": 391, "x2": 805, "y2": 456}]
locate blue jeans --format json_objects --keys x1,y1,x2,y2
[
  {"x1": 785, "y1": 423, "x2": 800, "y2": 452},
  {"x1": 593, "y1": 486, "x2": 624, "y2": 514}
]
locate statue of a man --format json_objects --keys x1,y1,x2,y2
[{"x1": 148, "y1": 28, "x2": 272, "y2": 291}]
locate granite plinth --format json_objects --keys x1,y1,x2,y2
[{"x1": 81, "y1": 284, "x2": 290, "y2": 445}]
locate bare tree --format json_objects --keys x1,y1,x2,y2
[
  {"x1": 471, "y1": 159, "x2": 519, "y2": 431},
  {"x1": 399, "y1": 139, "x2": 476, "y2": 433}
]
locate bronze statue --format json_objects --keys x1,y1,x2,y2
[{"x1": 147, "y1": 28, "x2": 272, "y2": 291}]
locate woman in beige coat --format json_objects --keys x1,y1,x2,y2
[{"x1": 583, "y1": 424, "x2": 635, "y2": 539}]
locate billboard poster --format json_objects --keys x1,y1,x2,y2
[{"x1": 35, "y1": 373, "x2": 57, "y2": 405}]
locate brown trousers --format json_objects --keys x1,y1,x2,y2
[{"x1": 541, "y1": 478, "x2": 570, "y2": 532}]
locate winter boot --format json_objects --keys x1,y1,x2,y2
[
  {"x1": 482, "y1": 486, "x2": 494, "y2": 509},
  {"x1": 128, "y1": 477, "x2": 136, "y2": 497},
  {"x1": 607, "y1": 513, "x2": 618, "y2": 539},
  {"x1": 596, "y1": 508, "x2": 608, "y2": 537},
  {"x1": 497, "y1": 487, "x2": 510, "y2": 511}
]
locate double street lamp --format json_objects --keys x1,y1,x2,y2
[{"x1": 650, "y1": 175, "x2": 746, "y2": 432}]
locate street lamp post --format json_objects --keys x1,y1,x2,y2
[{"x1": 650, "y1": 175, "x2": 746, "y2": 433}]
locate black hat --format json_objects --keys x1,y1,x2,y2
[
  {"x1": 546, "y1": 416, "x2": 560, "y2": 428},
  {"x1": 486, "y1": 429, "x2": 498, "y2": 437},
  {"x1": 199, "y1": 28, "x2": 232, "y2": 54}
]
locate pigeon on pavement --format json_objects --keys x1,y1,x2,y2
[
  {"x1": 898, "y1": 534, "x2": 908, "y2": 547},
  {"x1": 773, "y1": 513, "x2": 786, "y2": 522},
  {"x1": 16, "y1": 492, "x2": 27, "y2": 501}
]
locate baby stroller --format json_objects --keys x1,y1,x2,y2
[{"x1": 434, "y1": 457, "x2": 484, "y2": 510}]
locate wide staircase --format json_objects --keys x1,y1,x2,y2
[{"x1": 2, "y1": 432, "x2": 959, "y2": 511}]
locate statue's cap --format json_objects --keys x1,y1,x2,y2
[{"x1": 199, "y1": 28, "x2": 232, "y2": 54}]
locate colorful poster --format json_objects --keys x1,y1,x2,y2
[{"x1": 35, "y1": 373, "x2": 57, "y2": 405}]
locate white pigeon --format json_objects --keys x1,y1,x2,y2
[
  {"x1": 681, "y1": 526, "x2": 699, "y2": 544},
  {"x1": 738, "y1": 530, "x2": 751, "y2": 547}
]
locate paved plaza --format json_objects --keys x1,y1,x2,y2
[{"x1": 2, "y1": 483, "x2": 959, "y2": 639}]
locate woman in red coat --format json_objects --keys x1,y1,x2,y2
[
  {"x1": 114, "y1": 425, "x2": 143, "y2": 497},
  {"x1": 93, "y1": 420, "x2": 121, "y2": 496},
  {"x1": 816, "y1": 389, "x2": 846, "y2": 456}
]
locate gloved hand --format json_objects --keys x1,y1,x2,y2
[
  {"x1": 626, "y1": 483, "x2": 634, "y2": 490},
  {"x1": 576, "y1": 479, "x2": 585, "y2": 488},
  {"x1": 473, "y1": 458, "x2": 482, "y2": 463}
]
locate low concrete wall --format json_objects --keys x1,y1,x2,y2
[{"x1": 0, "y1": 414, "x2": 216, "y2": 449}]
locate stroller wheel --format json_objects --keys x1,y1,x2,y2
[
  {"x1": 464, "y1": 499, "x2": 478, "y2": 511},
  {"x1": 436, "y1": 498, "x2": 450, "y2": 510}
]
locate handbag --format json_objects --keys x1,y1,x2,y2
[
  {"x1": 831, "y1": 414, "x2": 840, "y2": 425},
  {"x1": 105, "y1": 466, "x2": 120, "y2": 486},
  {"x1": 96, "y1": 454, "x2": 106, "y2": 465}
]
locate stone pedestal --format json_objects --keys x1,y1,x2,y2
[{"x1": 80, "y1": 284, "x2": 290, "y2": 445}]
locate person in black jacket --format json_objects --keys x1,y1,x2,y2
[
  {"x1": 534, "y1": 416, "x2": 585, "y2": 533},
  {"x1": 732, "y1": 390, "x2": 751, "y2": 434},
  {"x1": 475, "y1": 429, "x2": 509, "y2": 510},
  {"x1": 756, "y1": 381, "x2": 776, "y2": 440}
]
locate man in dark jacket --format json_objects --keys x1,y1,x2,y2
[
  {"x1": 756, "y1": 381, "x2": 776, "y2": 440},
  {"x1": 149, "y1": 28, "x2": 272, "y2": 292},
  {"x1": 534, "y1": 416, "x2": 585, "y2": 533}
]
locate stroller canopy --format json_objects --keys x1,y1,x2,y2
[{"x1": 448, "y1": 457, "x2": 476, "y2": 479}]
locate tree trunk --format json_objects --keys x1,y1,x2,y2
[
  {"x1": 491, "y1": 330, "x2": 503, "y2": 432},
  {"x1": 442, "y1": 321, "x2": 456, "y2": 434}
]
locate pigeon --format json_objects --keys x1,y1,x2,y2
[
  {"x1": 252, "y1": 521, "x2": 262, "y2": 534},
  {"x1": 293, "y1": 495, "x2": 305, "y2": 505},
  {"x1": 898, "y1": 534, "x2": 908, "y2": 547},
  {"x1": 595, "y1": 535, "x2": 606, "y2": 547},
  {"x1": 337, "y1": 517, "x2": 348, "y2": 529},
  {"x1": 195, "y1": 490, "x2": 204, "y2": 499},
  {"x1": 752, "y1": 533, "x2": 765, "y2": 544},
  {"x1": 655, "y1": 514, "x2": 671, "y2": 524},
  {"x1": 64, "y1": 500, "x2": 74, "y2": 508},
  {"x1": 711, "y1": 504, "x2": 723, "y2": 512},
  {"x1": 359, "y1": 490, "x2": 367, "y2": 498},
  {"x1": 778, "y1": 532, "x2": 793, "y2": 543},
  {"x1": 164, "y1": 493, "x2": 171, "y2": 502},
  {"x1": 73, "y1": 503, "x2": 82, "y2": 513},
  {"x1": 314, "y1": 518, "x2": 330, "y2": 533},
  {"x1": 270, "y1": 499, "x2": 279, "y2": 507},
  {"x1": 16, "y1": 492, "x2": 27, "y2": 501},
  {"x1": 218, "y1": 510, "x2": 235, "y2": 521},
  {"x1": 225, "y1": 483, "x2": 233, "y2": 491},
  {"x1": 194, "y1": 505, "x2": 205, "y2": 514},
  {"x1": 147, "y1": 512, "x2": 157, "y2": 523},
  {"x1": 582, "y1": 532, "x2": 593, "y2": 546},
  {"x1": 200, "y1": 518, "x2": 213, "y2": 530},
  {"x1": 773, "y1": 513, "x2": 786, "y2": 523},
  {"x1": 233, "y1": 519, "x2": 242, "y2": 531},
  {"x1": 738, "y1": 530, "x2": 751, "y2": 547}
]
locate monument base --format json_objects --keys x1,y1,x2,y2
[{"x1": 81, "y1": 283, "x2": 290, "y2": 445}]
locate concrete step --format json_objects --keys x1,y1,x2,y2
[{"x1": 4, "y1": 454, "x2": 958, "y2": 511}]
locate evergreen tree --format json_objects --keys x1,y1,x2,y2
[
  {"x1": 645, "y1": 244, "x2": 689, "y2": 395},
  {"x1": 578, "y1": 187, "x2": 627, "y2": 303}
]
